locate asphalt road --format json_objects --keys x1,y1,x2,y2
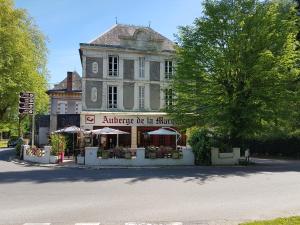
[{"x1": 1, "y1": 148, "x2": 300, "y2": 225}]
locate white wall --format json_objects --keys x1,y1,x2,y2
[
  {"x1": 85, "y1": 147, "x2": 194, "y2": 166},
  {"x1": 23, "y1": 145, "x2": 51, "y2": 164},
  {"x1": 211, "y1": 147, "x2": 240, "y2": 165}
]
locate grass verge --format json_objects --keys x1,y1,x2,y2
[{"x1": 240, "y1": 216, "x2": 300, "y2": 225}]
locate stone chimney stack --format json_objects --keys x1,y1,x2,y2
[{"x1": 67, "y1": 71, "x2": 73, "y2": 92}]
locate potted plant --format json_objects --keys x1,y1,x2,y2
[
  {"x1": 124, "y1": 149, "x2": 132, "y2": 159},
  {"x1": 101, "y1": 150, "x2": 110, "y2": 159},
  {"x1": 147, "y1": 146, "x2": 156, "y2": 159},
  {"x1": 172, "y1": 150, "x2": 180, "y2": 159},
  {"x1": 50, "y1": 133, "x2": 66, "y2": 163}
]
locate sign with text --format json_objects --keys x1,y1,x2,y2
[
  {"x1": 83, "y1": 114, "x2": 175, "y2": 127},
  {"x1": 19, "y1": 92, "x2": 35, "y2": 115}
]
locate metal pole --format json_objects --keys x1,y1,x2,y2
[
  {"x1": 73, "y1": 133, "x2": 75, "y2": 157},
  {"x1": 32, "y1": 113, "x2": 35, "y2": 147}
]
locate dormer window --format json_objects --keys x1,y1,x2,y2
[
  {"x1": 108, "y1": 55, "x2": 118, "y2": 76},
  {"x1": 92, "y1": 62, "x2": 98, "y2": 74}
]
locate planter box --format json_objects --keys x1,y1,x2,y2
[{"x1": 49, "y1": 155, "x2": 59, "y2": 164}]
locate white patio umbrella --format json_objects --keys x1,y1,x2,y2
[
  {"x1": 91, "y1": 127, "x2": 129, "y2": 147},
  {"x1": 54, "y1": 126, "x2": 84, "y2": 154},
  {"x1": 147, "y1": 127, "x2": 181, "y2": 150}
]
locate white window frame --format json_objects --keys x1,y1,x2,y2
[
  {"x1": 107, "y1": 86, "x2": 118, "y2": 109},
  {"x1": 75, "y1": 101, "x2": 82, "y2": 114},
  {"x1": 92, "y1": 62, "x2": 98, "y2": 74},
  {"x1": 165, "y1": 60, "x2": 173, "y2": 79},
  {"x1": 57, "y1": 101, "x2": 68, "y2": 114},
  {"x1": 138, "y1": 86, "x2": 145, "y2": 110},
  {"x1": 108, "y1": 55, "x2": 119, "y2": 77},
  {"x1": 165, "y1": 89, "x2": 173, "y2": 108},
  {"x1": 139, "y1": 57, "x2": 145, "y2": 78}
]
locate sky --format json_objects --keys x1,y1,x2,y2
[{"x1": 14, "y1": 0, "x2": 203, "y2": 86}]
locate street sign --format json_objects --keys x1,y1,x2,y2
[
  {"x1": 19, "y1": 92, "x2": 35, "y2": 115},
  {"x1": 19, "y1": 108, "x2": 34, "y2": 115},
  {"x1": 19, "y1": 102, "x2": 34, "y2": 109},
  {"x1": 19, "y1": 92, "x2": 34, "y2": 98}
]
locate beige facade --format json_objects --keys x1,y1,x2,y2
[{"x1": 79, "y1": 24, "x2": 180, "y2": 148}]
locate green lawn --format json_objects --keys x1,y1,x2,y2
[
  {"x1": 0, "y1": 140, "x2": 8, "y2": 148},
  {"x1": 240, "y1": 216, "x2": 300, "y2": 225}
]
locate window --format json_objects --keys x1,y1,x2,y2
[
  {"x1": 165, "y1": 60, "x2": 173, "y2": 79},
  {"x1": 108, "y1": 55, "x2": 118, "y2": 76},
  {"x1": 139, "y1": 57, "x2": 145, "y2": 78},
  {"x1": 165, "y1": 89, "x2": 173, "y2": 108},
  {"x1": 108, "y1": 86, "x2": 117, "y2": 109},
  {"x1": 57, "y1": 101, "x2": 67, "y2": 114},
  {"x1": 138, "y1": 86, "x2": 145, "y2": 110},
  {"x1": 92, "y1": 62, "x2": 98, "y2": 74},
  {"x1": 75, "y1": 102, "x2": 82, "y2": 114}
]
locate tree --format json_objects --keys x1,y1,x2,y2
[
  {"x1": 0, "y1": 0, "x2": 49, "y2": 134},
  {"x1": 170, "y1": 0, "x2": 299, "y2": 145}
]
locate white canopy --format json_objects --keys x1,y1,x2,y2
[
  {"x1": 147, "y1": 127, "x2": 181, "y2": 149},
  {"x1": 90, "y1": 127, "x2": 129, "y2": 147},
  {"x1": 91, "y1": 127, "x2": 129, "y2": 135},
  {"x1": 147, "y1": 128, "x2": 179, "y2": 136},
  {"x1": 53, "y1": 126, "x2": 84, "y2": 155},
  {"x1": 54, "y1": 126, "x2": 84, "y2": 134}
]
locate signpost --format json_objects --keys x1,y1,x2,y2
[{"x1": 19, "y1": 92, "x2": 35, "y2": 147}]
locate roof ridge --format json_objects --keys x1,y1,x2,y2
[{"x1": 88, "y1": 24, "x2": 119, "y2": 43}]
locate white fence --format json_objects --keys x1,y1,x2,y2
[
  {"x1": 211, "y1": 147, "x2": 240, "y2": 165},
  {"x1": 23, "y1": 145, "x2": 51, "y2": 164},
  {"x1": 85, "y1": 147, "x2": 195, "y2": 166}
]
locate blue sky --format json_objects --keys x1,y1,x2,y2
[{"x1": 15, "y1": 0, "x2": 203, "y2": 85}]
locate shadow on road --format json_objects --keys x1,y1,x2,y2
[{"x1": 1, "y1": 149, "x2": 300, "y2": 185}]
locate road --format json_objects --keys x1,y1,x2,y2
[{"x1": 1, "y1": 148, "x2": 300, "y2": 225}]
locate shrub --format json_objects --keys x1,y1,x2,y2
[
  {"x1": 188, "y1": 128, "x2": 214, "y2": 165},
  {"x1": 50, "y1": 134, "x2": 67, "y2": 156},
  {"x1": 246, "y1": 137, "x2": 300, "y2": 158},
  {"x1": 15, "y1": 137, "x2": 24, "y2": 157}
]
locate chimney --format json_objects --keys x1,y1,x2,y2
[{"x1": 67, "y1": 71, "x2": 73, "y2": 92}]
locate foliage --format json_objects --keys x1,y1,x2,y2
[
  {"x1": 240, "y1": 216, "x2": 300, "y2": 225},
  {"x1": 170, "y1": 0, "x2": 299, "y2": 145},
  {"x1": 246, "y1": 136, "x2": 300, "y2": 158},
  {"x1": 15, "y1": 137, "x2": 24, "y2": 157},
  {"x1": 0, "y1": 0, "x2": 49, "y2": 132},
  {"x1": 188, "y1": 127, "x2": 214, "y2": 165},
  {"x1": 50, "y1": 134, "x2": 66, "y2": 156}
]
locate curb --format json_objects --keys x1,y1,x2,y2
[{"x1": 10, "y1": 158, "x2": 202, "y2": 170}]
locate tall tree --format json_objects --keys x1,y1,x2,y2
[
  {"x1": 170, "y1": 0, "x2": 299, "y2": 144},
  {"x1": 0, "y1": 0, "x2": 49, "y2": 132}
]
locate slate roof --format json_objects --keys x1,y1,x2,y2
[
  {"x1": 88, "y1": 24, "x2": 175, "y2": 52},
  {"x1": 48, "y1": 71, "x2": 82, "y2": 93}
]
